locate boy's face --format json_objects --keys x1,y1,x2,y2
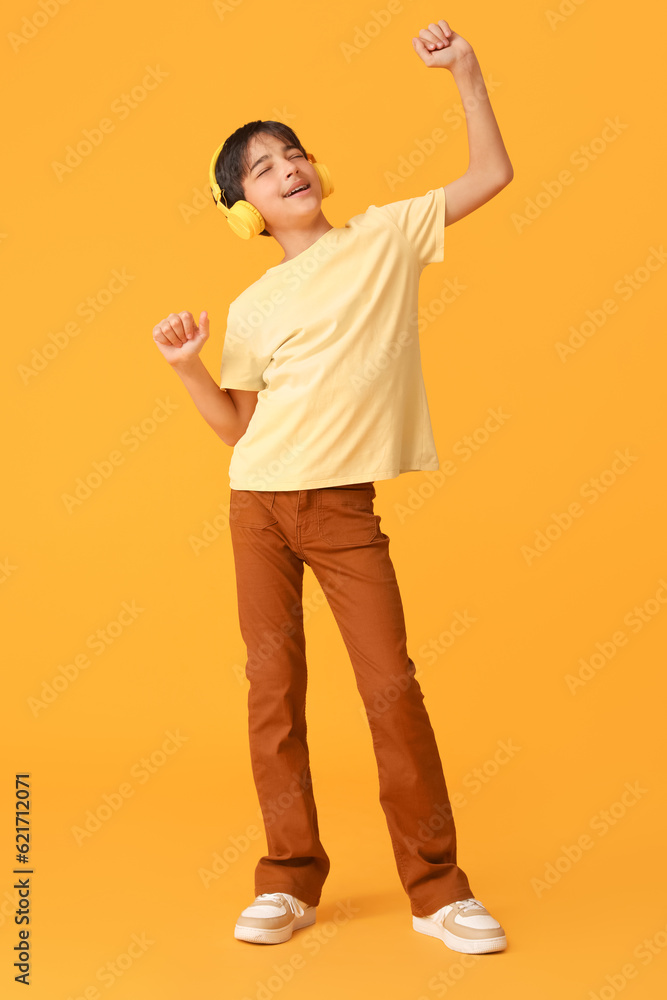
[{"x1": 241, "y1": 133, "x2": 321, "y2": 234}]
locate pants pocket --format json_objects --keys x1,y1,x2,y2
[
  {"x1": 229, "y1": 490, "x2": 278, "y2": 528},
  {"x1": 316, "y1": 487, "x2": 379, "y2": 546}
]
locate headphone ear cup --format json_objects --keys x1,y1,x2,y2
[
  {"x1": 226, "y1": 199, "x2": 266, "y2": 240},
  {"x1": 313, "y1": 162, "x2": 333, "y2": 199}
]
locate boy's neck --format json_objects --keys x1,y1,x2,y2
[{"x1": 273, "y1": 219, "x2": 335, "y2": 265}]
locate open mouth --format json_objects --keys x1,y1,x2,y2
[{"x1": 284, "y1": 184, "x2": 310, "y2": 198}]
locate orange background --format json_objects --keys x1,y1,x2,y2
[{"x1": 2, "y1": 0, "x2": 666, "y2": 996}]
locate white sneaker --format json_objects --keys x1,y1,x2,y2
[
  {"x1": 234, "y1": 892, "x2": 317, "y2": 945},
  {"x1": 413, "y1": 897, "x2": 507, "y2": 954}
]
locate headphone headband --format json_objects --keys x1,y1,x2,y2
[{"x1": 208, "y1": 139, "x2": 227, "y2": 209}]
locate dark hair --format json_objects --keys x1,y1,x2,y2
[{"x1": 212, "y1": 120, "x2": 308, "y2": 238}]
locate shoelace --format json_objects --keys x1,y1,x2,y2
[
  {"x1": 257, "y1": 892, "x2": 305, "y2": 917},
  {"x1": 456, "y1": 897, "x2": 485, "y2": 912},
  {"x1": 429, "y1": 897, "x2": 485, "y2": 922}
]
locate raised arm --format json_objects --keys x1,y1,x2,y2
[{"x1": 412, "y1": 18, "x2": 513, "y2": 225}]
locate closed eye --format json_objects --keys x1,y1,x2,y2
[{"x1": 258, "y1": 153, "x2": 304, "y2": 177}]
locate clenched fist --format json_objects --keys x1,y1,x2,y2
[
  {"x1": 153, "y1": 310, "x2": 209, "y2": 366},
  {"x1": 411, "y1": 19, "x2": 474, "y2": 70}
]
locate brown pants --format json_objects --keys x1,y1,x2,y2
[{"x1": 228, "y1": 481, "x2": 474, "y2": 918}]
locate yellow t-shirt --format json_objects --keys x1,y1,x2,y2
[{"x1": 219, "y1": 187, "x2": 446, "y2": 490}]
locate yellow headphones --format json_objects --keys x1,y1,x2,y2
[{"x1": 208, "y1": 141, "x2": 334, "y2": 240}]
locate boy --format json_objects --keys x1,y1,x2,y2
[{"x1": 153, "y1": 19, "x2": 513, "y2": 955}]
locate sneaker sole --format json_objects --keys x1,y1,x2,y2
[
  {"x1": 234, "y1": 908, "x2": 317, "y2": 945},
  {"x1": 413, "y1": 915, "x2": 507, "y2": 954}
]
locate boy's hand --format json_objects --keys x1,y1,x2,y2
[
  {"x1": 153, "y1": 310, "x2": 209, "y2": 367},
  {"x1": 412, "y1": 19, "x2": 474, "y2": 70}
]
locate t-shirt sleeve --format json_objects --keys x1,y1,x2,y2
[
  {"x1": 219, "y1": 305, "x2": 268, "y2": 391},
  {"x1": 370, "y1": 187, "x2": 446, "y2": 268}
]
